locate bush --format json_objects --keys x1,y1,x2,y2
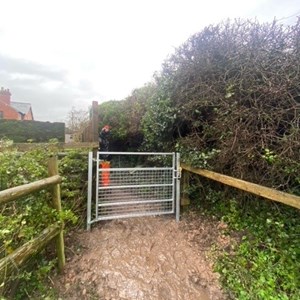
[
  {"x1": 0, "y1": 142, "x2": 87, "y2": 298},
  {"x1": 154, "y1": 18, "x2": 300, "y2": 193},
  {"x1": 187, "y1": 184, "x2": 300, "y2": 299},
  {"x1": 0, "y1": 120, "x2": 65, "y2": 143}
]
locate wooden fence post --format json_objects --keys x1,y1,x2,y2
[
  {"x1": 181, "y1": 170, "x2": 190, "y2": 206},
  {"x1": 48, "y1": 156, "x2": 65, "y2": 272}
]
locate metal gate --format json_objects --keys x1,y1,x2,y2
[{"x1": 87, "y1": 152, "x2": 180, "y2": 229}]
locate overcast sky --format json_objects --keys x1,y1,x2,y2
[{"x1": 0, "y1": 0, "x2": 299, "y2": 122}]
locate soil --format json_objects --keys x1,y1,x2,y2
[{"x1": 54, "y1": 212, "x2": 230, "y2": 300}]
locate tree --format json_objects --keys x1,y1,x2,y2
[
  {"x1": 98, "y1": 83, "x2": 157, "y2": 150},
  {"x1": 65, "y1": 107, "x2": 89, "y2": 142}
]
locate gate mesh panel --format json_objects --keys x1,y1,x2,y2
[{"x1": 96, "y1": 153, "x2": 175, "y2": 220}]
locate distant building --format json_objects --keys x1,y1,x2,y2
[
  {"x1": 65, "y1": 127, "x2": 74, "y2": 143},
  {"x1": 0, "y1": 87, "x2": 34, "y2": 120}
]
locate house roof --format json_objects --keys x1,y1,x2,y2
[{"x1": 10, "y1": 101, "x2": 32, "y2": 115}]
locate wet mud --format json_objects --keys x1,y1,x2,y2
[{"x1": 56, "y1": 215, "x2": 227, "y2": 299}]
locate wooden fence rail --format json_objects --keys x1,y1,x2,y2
[
  {"x1": 181, "y1": 163, "x2": 300, "y2": 210},
  {"x1": 0, "y1": 175, "x2": 61, "y2": 205},
  {"x1": 0, "y1": 156, "x2": 65, "y2": 294}
]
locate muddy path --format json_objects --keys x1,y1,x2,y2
[{"x1": 55, "y1": 213, "x2": 228, "y2": 299}]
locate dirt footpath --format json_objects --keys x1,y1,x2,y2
[{"x1": 56, "y1": 214, "x2": 228, "y2": 300}]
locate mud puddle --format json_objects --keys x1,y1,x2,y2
[{"x1": 55, "y1": 214, "x2": 227, "y2": 299}]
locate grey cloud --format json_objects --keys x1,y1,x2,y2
[
  {"x1": 78, "y1": 79, "x2": 94, "y2": 92},
  {"x1": 0, "y1": 54, "x2": 100, "y2": 122},
  {"x1": 0, "y1": 53, "x2": 67, "y2": 81}
]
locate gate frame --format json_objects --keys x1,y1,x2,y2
[{"x1": 87, "y1": 151, "x2": 180, "y2": 230}]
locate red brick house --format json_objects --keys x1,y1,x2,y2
[{"x1": 0, "y1": 87, "x2": 34, "y2": 120}]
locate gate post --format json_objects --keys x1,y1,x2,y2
[
  {"x1": 176, "y1": 152, "x2": 181, "y2": 222},
  {"x1": 87, "y1": 151, "x2": 93, "y2": 230}
]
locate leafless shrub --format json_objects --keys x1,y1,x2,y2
[{"x1": 160, "y1": 18, "x2": 300, "y2": 190}]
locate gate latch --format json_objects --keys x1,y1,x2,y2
[{"x1": 175, "y1": 167, "x2": 182, "y2": 180}]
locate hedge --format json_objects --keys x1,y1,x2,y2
[{"x1": 0, "y1": 120, "x2": 65, "y2": 142}]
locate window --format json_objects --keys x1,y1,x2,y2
[{"x1": 0, "y1": 111, "x2": 3, "y2": 119}]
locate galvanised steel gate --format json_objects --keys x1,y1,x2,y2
[{"x1": 87, "y1": 152, "x2": 180, "y2": 229}]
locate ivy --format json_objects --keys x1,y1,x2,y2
[
  {"x1": 193, "y1": 188, "x2": 300, "y2": 300},
  {"x1": 0, "y1": 140, "x2": 87, "y2": 298}
]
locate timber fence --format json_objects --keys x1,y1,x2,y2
[
  {"x1": 0, "y1": 156, "x2": 65, "y2": 295},
  {"x1": 11, "y1": 142, "x2": 98, "y2": 152},
  {"x1": 181, "y1": 163, "x2": 300, "y2": 210}
]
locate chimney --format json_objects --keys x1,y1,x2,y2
[{"x1": 0, "y1": 87, "x2": 11, "y2": 105}]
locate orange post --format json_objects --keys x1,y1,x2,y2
[{"x1": 100, "y1": 161, "x2": 110, "y2": 186}]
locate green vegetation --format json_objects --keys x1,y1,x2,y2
[
  {"x1": 188, "y1": 186, "x2": 300, "y2": 300},
  {"x1": 99, "y1": 17, "x2": 300, "y2": 299},
  {"x1": 0, "y1": 120, "x2": 65, "y2": 142},
  {"x1": 0, "y1": 140, "x2": 88, "y2": 298},
  {"x1": 101, "y1": 18, "x2": 300, "y2": 194},
  {"x1": 1, "y1": 16, "x2": 299, "y2": 299},
  {"x1": 98, "y1": 83, "x2": 157, "y2": 150}
]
